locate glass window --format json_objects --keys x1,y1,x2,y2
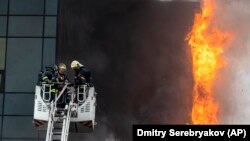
[
  {"x1": 0, "y1": 74, "x2": 1, "y2": 90},
  {"x1": 0, "y1": 94, "x2": 2, "y2": 114},
  {"x1": 5, "y1": 38, "x2": 42, "y2": 92},
  {"x1": 2, "y1": 139, "x2": 37, "y2": 141},
  {"x1": 0, "y1": 0, "x2": 8, "y2": 15},
  {"x1": 10, "y1": 0, "x2": 44, "y2": 15},
  {"x1": 0, "y1": 16, "x2": 7, "y2": 36},
  {"x1": 0, "y1": 72, "x2": 3, "y2": 92},
  {"x1": 4, "y1": 94, "x2": 34, "y2": 115},
  {"x1": 0, "y1": 38, "x2": 6, "y2": 70},
  {"x1": 8, "y1": 16, "x2": 43, "y2": 37},
  {"x1": 46, "y1": 0, "x2": 58, "y2": 15},
  {"x1": 3, "y1": 139, "x2": 37, "y2": 141},
  {"x1": 43, "y1": 38, "x2": 56, "y2": 67},
  {"x1": 0, "y1": 116, "x2": 1, "y2": 134},
  {"x1": 2, "y1": 116, "x2": 38, "y2": 138},
  {"x1": 44, "y1": 16, "x2": 57, "y2": 37}
]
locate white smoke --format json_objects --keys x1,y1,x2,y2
[
  {"x1": 68, "y1": 116, "x2": 121, "y2": 141},
  {"x1": 211, "y1": 0, "x2": 250, "y2": 124},
  {"x1": 105, "y1": 133, "x2": 119, "y2": 141}
]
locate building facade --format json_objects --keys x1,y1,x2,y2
[{"x1": 0, "y1": 0, "x2": 58, "y2": 140}]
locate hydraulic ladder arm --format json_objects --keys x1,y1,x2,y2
[{"x1": 45, "y1": 83, "x2": 71, "y2": 141}]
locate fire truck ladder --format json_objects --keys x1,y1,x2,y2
[{"x1": 45, "y1": 83, "x2": 74, "y2": 141}]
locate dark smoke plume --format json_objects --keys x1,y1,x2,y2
[{"x1": 57, "y1": 0, "x2": 199, "y2": 140}]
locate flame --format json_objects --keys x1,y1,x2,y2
[{"x1": 186, "y1": 0, "x2": 232, "y2": 124}]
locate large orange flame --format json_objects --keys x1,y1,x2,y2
[{"x1": 186, "y1": 0, "x2": 232, "y2": 124}]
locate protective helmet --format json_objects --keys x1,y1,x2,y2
[{"x1": 71, "y1": 60, "x2": 83, "y2": 69}]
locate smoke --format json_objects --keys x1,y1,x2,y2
[
  {"x1": 58, "y1": 0, "x2": 199, "y2": 140},
  {"x1": 210, "y1": 0, "x2": 250, "y2": 124},
  {"x1": 68, "y1": 116, "x2": 121, "y2": 141}
]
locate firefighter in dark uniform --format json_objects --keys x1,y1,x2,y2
[
  {"x1": 42, "y1": 63, "x2": 68, "y2": 106},
  {"x1": 55, "y1": 63, "x2": 68, "y2": 88},
  {"x1": 42, "y1": 65, "x2": 59, "y2": 95},
  {"x1": 55, "y1": 63, "x2": 69, "y2": 108},
  {"x1": 70, "y1": 60, "x2": 93, "y2": 86}
]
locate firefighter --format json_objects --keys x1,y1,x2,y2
[
  {"x1": 54, "y1": 63, "x2": 69, "y2": 109},
  {"x1": 70, "y1": 60, "x2": 93, "y2": 86},
  {"x1": 41, "y1": 65, "x2": 59, "y2": 95},
  {"x1": 56, "y1": 63, "x2": 68, "y2": 86},
  {"x1": 42, "y1": 63, "x2": 69, "y2": 103},
  {"x1": 42, "y1": 65, "x2": 57, "y2": 83}
]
